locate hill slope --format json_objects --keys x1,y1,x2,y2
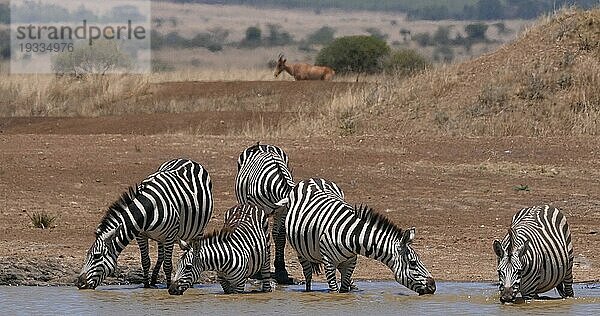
[{"x1": 368, "y1": 8, "x2": 600, "y2": 137}]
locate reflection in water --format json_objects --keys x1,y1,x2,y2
[{"x1": 2, "y1": 282, "x2": 599, "y2": 315}]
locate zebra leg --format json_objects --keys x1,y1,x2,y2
[
  {"x1": 261, "y1": 238, "x2": 272, "y2": 292},
  {"x1": 322, "y1": 256, "x2": 339, "y2": 292},
  {"x1": 136, "y1": 236, "x2": 152, "y2": 288},
  {"x1": 299, "y1": 257, "x2": 313, "y2": 292},
  {"x1": 558, "y1": 267, "x2": 575, "y2": 298},
  {"x1": 162, "y1": 237, "x2": 176, "y2": 288},
  {"x1": 272, "y1": 208, "x2": 294, "y2": 285},
  {"x1": 150, "y1": 241, "x2": 165, "y2": 286},
  {"x1": 338, "y1": 256, "x2": 357, "y2": 293},
  {"x1": 218, "y1": 275, "x2": 234, "y2": 294}
]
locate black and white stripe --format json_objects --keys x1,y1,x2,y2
[
  {"x1": 169, "y1": 204, "x2": 272, "y2": 295},
  {"x1": 284, "y1": 178, "x2": 436, "y2": 294},
  {"x1": 76, "y1": 158, "x2": 213, "y2": 289},
  {"x1": 493, "y1": 205, "x2": 574, "y2": 303},
  {"x1": 235, "y1": 143, "x2": 295, "y2": 284}
]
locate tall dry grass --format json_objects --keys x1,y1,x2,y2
[
  {"x1": 348, "y1": 7, "x2": 600, "y2": 137},
  {"x1": 1, "y1": 8, "x2": 598, "y2": 138},
  {"x1": 0, "y1": 74, "x2": 151, "y2": 116}
]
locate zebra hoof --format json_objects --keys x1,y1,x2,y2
[{"x1": 275, "y1": 276, "x2": 297, "y2": 285}]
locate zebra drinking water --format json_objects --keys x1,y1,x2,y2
[
  {"x1": 169, "y1": 204, "x2": 272, "y2": 295},
  {"x1": 493, "y1": 205, "x2": 574, "y2": 303},
  {"x1": 76, "y1": 158, "x2": 213, "y2": 289},
  {"x1": 282, "y1": 178, "x2": 436, "y2": 294},
  {"x1": 235, "y1": 143, "x2": 295, "y2": 284}
]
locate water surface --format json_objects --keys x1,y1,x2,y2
[{"x1": 1, "y1": 281, "x2": 599, "y2": 315}]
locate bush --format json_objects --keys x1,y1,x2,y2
[
  {"x1": 465, "y1": 23, "x2": 489, "y2": 42},
  {"x1": 384, "y1": 49, "x2": 430, "y2": 76},
  {"x1": 412, "y1": 33, "x2": 432, "y2": 47},
  {"x1": 239, "y1": 26, "x2": 262, "y2": 47},
  {"x1": 0, "y1": 29, "x2": 9, "y2": 59},
  {"x1": 306, "y1": 26, "x2": 335, "y2": 46},
  {"x1": 315, "y1": 35, "x2": 390, "y2": 74},
  {"x1": 0, "y1": 3, "x2": 9, "y2": 24},
  {"x1": 265, "y1": 24, "x2": 293, "y2": 46},
  {"x1": 52, "y1": 40, "x2": 132, "y2": 75},
  {"x1": 27, "y1": 211, "x2": 57, "y2": 229}
]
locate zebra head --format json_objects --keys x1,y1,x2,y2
[
  {"x1": 76, "y1": 226, "x2": 120, "y2": 289},
  {"x1": 493, "y1": 229, "x2": 529, "y2": 303},
  {"x1": 169, "y1": 240, "x2": 203, "y2": 295},
  {"x1": 392, "y1": 227, "x2": 436, "y2": 295}
]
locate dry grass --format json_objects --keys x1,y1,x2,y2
[
  {"x1": 353, "y1": 7, "x2": 600, "y2": 137},
  {"x1": 1, "y1": 8, "x2": 598, "y2": 138}
]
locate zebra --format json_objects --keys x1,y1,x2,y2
[
  {"x1": 493, "y1": 205, "x2": 574, "y2": 303},
  {"x1": 235, "y1": 143, "x2": 295, "y2": 284},
  {"x1": 76, "y1": 158, "x2": 213, "y2": 289},
  {"x1": 168, "y1": 204, "x2": 272, "y2": 295},
  {"x1": 282, "y1": 178, "x2": 436, "y2": 294}
]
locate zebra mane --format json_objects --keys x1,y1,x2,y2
[
  {"x1": 354, "y1": 204, "x2": 403, "y2": 238},
  {"x1": 96, "y1": 185, "x2": 141, "y2": 236},
  {"x1": 245, "y1": 142, "x2": 263, "y2": 156},
  {"x1": 507, "y1": 227, "x2": 515, "y2": 254},
  {"x1": 272, "y1": 153, "x2": 294, "y2": 187},
  {"x1": 199, "y1": 226, "x2": 236, "y2": 243}
]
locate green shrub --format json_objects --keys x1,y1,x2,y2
[
  {"x1": 265, "y1": 24, "x2": 294, "y2": 46},
  {"x1": 315, "y1": 35, "x2": 390, "y2": 74},
  {"x1": 0, "y1": 29, "x2": 9, "y2": 59},
  {"x1": 384, "y1": 49, "x2": 430, "y2": 76},
  {"x1": 240, "y1": 26, "x2": 262, "y2": 47},
  {"x1": 306, "y1": 26, "x2": 335, "y2": 46},
  {"x1": 465, "y1": 23, "x2": 489, "y2": 41},
  {"x1": 412, "y1": 32, "x2": 432, "y2": 47}
]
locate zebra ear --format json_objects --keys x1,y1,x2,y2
[
  {"x1": 179, "y1": 239, "x2": 190, "y2": 251},
  {"x1": 400, "y1": 227, "x2": 415, "y2": 245},
  {"x1": 103, "y1": 224, "x2": 121, "y2": 242},
  {"x1": 493, "y1": 240, "x2": 504, "y2": 258}
]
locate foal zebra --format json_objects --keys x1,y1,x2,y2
[
  {"x1": 76, "y1": 158, "x2": 213, "y2": 289},
  {"x1": 169, "y1": 204, "x2": 272, "y2": 295},
  {"x1": 283, "y1": 178, "x2": 436, "y2": 294},
  {"x1": 235, "y1": 143, "x2": 295, "y2": 284},
  {"x1": 493, "y1": 205, "x2": 574, "y2": 303}
]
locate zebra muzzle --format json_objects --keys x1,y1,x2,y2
[
  {"x1": 168, "y1": 282, "x2": 188, "y2": 295},
  {"x1": 417, "y1": 277, "x2": 436, "y2": 295},
  {"x1": 75, "y1": 274, "x2": 92, "y2": 289},
  {"x1": 500, "y1": 287, "x2": 516, "y2": 303}
]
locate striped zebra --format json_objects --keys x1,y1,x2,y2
[
  {"x1": 493, "y1": 205, "x2": 574, "y2": 303},
  {"x1": 282, "y1": 178, "x2": 436, "y2": 294},
  {"x1": 168, "y1": 204, "x2": 272, "y2": 295},
  {"x1": 235, "y1": 143, "x2": 295, "y2": 284},
  {"x1": 76, "y1": 158, "x2": 213, "y2": 289}
]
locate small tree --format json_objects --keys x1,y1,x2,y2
[
  {"x1": 240, "y1": 26, "x2": 262, "y2": 47},
  {"x1": 306, "y1": 26, "x2": 335, "y2": 45},
  {"x1": 315, "y1": 35, "x2": 390, "y2": 74},
  {"x1": 384, "y1": 49, "x2": 430, "y2": 76},
  {"x1": 266, "y1": 24, "x2": 293, "y2": 46},
  {"x1": 52, "y1": 40, "x2": 132, "y2": 75},
  {"x1": 465, "y1": 23, "x2": 489, "y2": 42},
  {"x1": 0, "y1": 29, "x2": 10, "y2": 59}
]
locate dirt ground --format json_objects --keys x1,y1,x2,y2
[{"x1": 1, "y1": 84, "x2": 599, "y2": 287}]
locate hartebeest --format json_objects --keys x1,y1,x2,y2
[{"x1": 273, "y1": 54, "x2": 335, "y2": 81}]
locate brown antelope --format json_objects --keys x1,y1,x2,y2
[{"x1": 273, "y1": 54, "x2": 335, "y2": 81}]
